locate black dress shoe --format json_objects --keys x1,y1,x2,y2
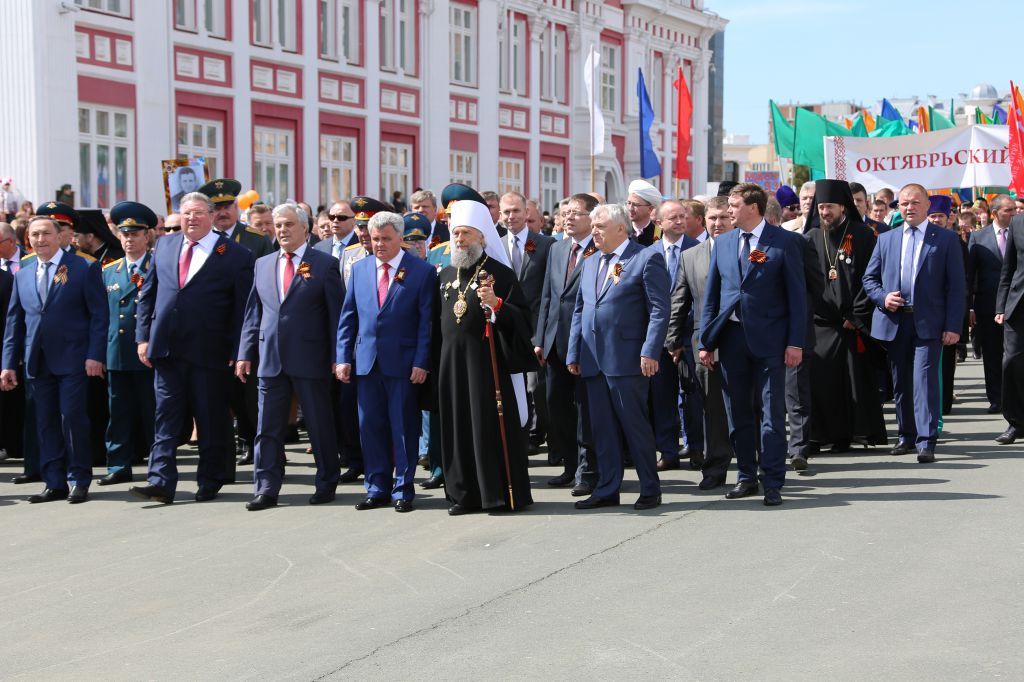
[
  {"x1": 128, "y1": 484, "x2": 174, "y2": 504},
  {"x1": 987, "y1": 404, "x2": 1001, "y2": 414},
  {"x1": 790, "y1": 454, "x2": 808, "y2": 471},
  {"x1": 417, "y1": 456, "x2": 429, "y2": 470},
  {"x1": 547, "y1": 452, "x2": 563, "y2": 466},
  {"x1": 763, "y1": 488, "x2": 783, "y2": 506},
  {"x1": 916, "y1": 449, "x2": 935, "y2": 463},
  {"x1": 725, "y1": 480, "x2": 759, "y2": 499},
  {"x1": 574, "y1": 495, "x2": 620, "y2": 510},
  {"x1": 527, "y1": 443, "x2": 540, "y2": 456},
  {"x1": 698, "y1": 475, "x2": 726, "y2": 490},
  {"x1": 67, "y1": 486, "x2": 88, "y2": 504},
  {"x1": 339, "y1": 467, "x2": 363, "y2": 483},
  {"x1": 547, "y1": 472, "x2": 575, "y2": 487},
  {"x1": 829, "y1": 441, "x2": 851, "y2": 454},
  {"x1": 12, "y1": 473, "x2": 41, "y2": 485},
  {"x1": 634, "y1": 494, "x2": 661, "y2": 510},
  {"x1": 236, "y1": 441, "x2": 254, "y2": 466},
  {"x1": 246, "y1": 494, "x2": 278, "y2": 511},
  {"x1": 656, "y1": 458, "x2": 680, "y2": 471},
  {"x1": 447, "y1": 503, "x2": 478, "y2": 516},
  {"x1": 28, "y1": 488, "x2": 68, "y2": 503},
  {"x1": 97, "y1": 469, "x2": 132, "y2": 486},
  {"x1": 995, "y1": 427, "x2": 1017, "y2": 445},
  {"x1": 688, "y1": 451, "x2": 706, "y2": 469},
  {"x1": 354, "y1": 496, "x2": 388, "y2": 510},
  {"x1": 420, "y1": 475, "x2": 444, "y2": 489},
  {"x1": 194, "y1": 486, "x2": 221, "y2": 502},
  {"x1": 395, "y1": 499, "x2": 414, "y2": 513},
  {"x1": 570, "y1": 483, "x2": 593, "y2": 497},
  {"x1": 309, "y1": 490, "x2": 336, "y2": 505},
  {"x1": 890, "y1": 439, "x2": 914, "y2": 456}
]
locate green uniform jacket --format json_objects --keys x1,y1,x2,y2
[{"x1": 102, "y1": 253, "x2": 152, "y2": 371}]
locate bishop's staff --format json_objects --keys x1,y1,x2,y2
[{"x1": 477, "y1": 269, "x2": 516, "y2": 510}]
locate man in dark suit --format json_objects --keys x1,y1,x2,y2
[
  {"x1": 567, "y1": 203, "x2": 671, "y2": 511},
  {"x1": 336, "y1": 212, "x2": 436, "y2": 513},
  {"x1": 129, "y1": 191, "x2": 255, "y2": 503},
  {"x1": 995, "y1": 206, "x2": 1024, "y2": 444},
  {"x1": 850, "y1": 182, "x2": 891, "y2": 236},
  {"x1": 410, "y1": 189, "x2": 449, "y2": 248},
  {"x1": 699, "y1": 183, "x2": 807, "y2": 506},
  {"x1": 667, "y1": 196, "x2": 735, "y2": 489},
  {"x1": 236, "y1": 203, "x2": 342, "y2": 510},
  {"x1": 0, "y1": 226, "x2": 16, "y2": 463},
  {"x1": 313, "y1": 199, "x2": 358, "y2": 262},
  {"x1": 863, "y1": 183, "x2": 966, "y2": 463},
  {"x1": 969, "y1": 195, "x2": 1013, "y2": 416},
  {"x1": 1, "y1": 216, "x2": 108, "y2": 503},
  {"x1": 500, "y1": 191, "x2": 554, "y2": 456},
  {"x1": 535, "y1": 193, "x2": 600, "y2": 494}
]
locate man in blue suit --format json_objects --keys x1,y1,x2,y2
[
  {"x1": 864, "y1": 183, "x2": 966, "y2": 463},
  {"x1": 337, "y1": 211, "x2": 436, "y2": 513},
  {"x1": 699, "y1": 183, "x2": 807, "y2": 506},
  {"x1": 1, "y1": 216, "x2": 108, "y2": 503},
  {"x1": 236, "y1": 203, "x2": 342, "y2": 510},
  {"x1": 567, "y1": 203, "x2": 671, "y2": 511},
  {"x1": 129, "y1": 191, "x2": 255, "y2": 504}
]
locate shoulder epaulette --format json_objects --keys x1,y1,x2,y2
[
  {"x1": 429, "y1": 241, "x2": 449, "y2": 252},
  {"x1": 344, "y1": 243, "x2": 362, "y2": 251},
  {"x1": 76, "y1": 250, "x2": 97, "y2": 262},
  {"x1": 20, "y1": 252, "x2": 37, "y2": 262},
  {"x1": 103, "y1": 257, "x2": 124, "y2": 270},
  {"x1": 245, "y1": 226, "x2": 266, "y2": 237}
]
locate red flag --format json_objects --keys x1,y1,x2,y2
[
  {"x1": 1009, "y1": 81, "x2": 1024, "y2": 195},
  {"x1": 672, "y1": 66, "x2": 692, "y2": 181}
]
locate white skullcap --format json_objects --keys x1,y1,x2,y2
[{"x1": 627, "y1": 179, "x2": 663, "y2": 207}]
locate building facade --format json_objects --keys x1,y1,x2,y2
[{"x1": 0, "y1": 0, "x2": 725, "y2": 215}]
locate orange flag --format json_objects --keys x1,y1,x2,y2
[
  {"x1": 1008, "y1": 81, "x2": 1024, "y2": 195},
  {"x1": 863, "y1": 109, "x2": 876, "y2": 133}
]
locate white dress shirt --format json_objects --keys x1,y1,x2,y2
[
  {"x1": 571, "y1": 234, "x2": 593, "y2": 251},
  {"x1": 737, "y1": 219, "x2": 766, "y2": 259},
  {"x1": 180, "y1": 229, "x2": 220, "y2": 285},
  {"x1": 507, "y1": 228, "x2": 528, "y2": 259},
  {"x1": 36, "y1": 248, "x2": 64, "y2": 301},
  {"x1": 1, "y1": 246, "x2": 21, "y2": 272},
  {"x1": 278, "y1": 242, "x2": 307, "y2": 301},
  {"x1": 374, "y1": 251, "x2": 405, "y2": 298},
  {"x1": 598, "y1": 239, "x2": 630, "y2": 290},
  {"x1": 900, "y1": 221, "x2": 928, "y2": 285}
]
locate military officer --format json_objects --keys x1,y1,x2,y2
[
  {"x1": 98, "y1": 201, "x2": 157, "y2": 486},
  {"x1": 403, "y1": 212, "x2": 430, "y2": 259}
]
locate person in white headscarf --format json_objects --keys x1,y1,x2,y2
[
  {"x1": 434, "y1": 199, "x2": 537, "y2": 515},
  {"x1": 626, "y1": 179, "x2": 663, "y2": 246}
]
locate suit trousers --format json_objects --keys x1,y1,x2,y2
[
  {"x1": 526, "y1": 370, "x2": 548, "y2": 444},
  {"x1": 105, "y1": 369, "x2": 155, "y2": 472},
  {"x1": 22, "y1": 378, "x2": 39, "y2": 476},
  {"x1": 31, "y1": 369, "x2": 92, "y2": 491},
  {"x1": 147, "y1": 358, "x2": 232, "y2": 495},
  {"x1": 0, "y1": 367, "x2": 25, "y2": 458},
  {"x1": 254, "y1": 373, "x2": 339, "y2": 496},
  {"x1": 356, "y1": 367, "x2": 420, "y2": 501},
  {"x1": 975, "y1": 316, "x2": 1004, "y2": 407},
  {"x1": 941, "y1": 344, "x2": 957, "y2": 413},
  {"x1": 585, "y1": 373, "x2": 660, "y2": 498},
  {"x1": 650, "y1": 348, "x2": 682, "y2": 461},
  {"x1": 331, "y1": 379, "x2": 362, "y2": 469},
  {"x1": 716, "y1": 322, "x2": 788, "y2": 490},
  {"x1": 785, "y1": 317, "x2": 814, "y2": 454},
  {"x1": 1002, "y1": 310, "x2": 1024, "y2": 429},
  {"x1": 695, "y1": 358, "x2": 734, "y2": 479},
  {"x1": 545, "y1": 349, "x2": 596, "y2": 484},
  {"x1": 888, "y1": 315, "x2": 942, "y2": 450},
  {"x1": 680, "y1": 350, "x2": 705, "y2": 454}
]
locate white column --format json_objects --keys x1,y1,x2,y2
[
  {"x1": 134, "y1": 0, "x2": 173, "y2": 211},
  {"x1": 420, "y1": 0, "x2": 450, "y2": 192},
  {"x1": 232, "y1": 4, "x2": 252, "y2": 189},
  {"x1": 691, "y1": 53, "x2": 711, "y2": 195},
  {"x1": 476, "y1": 0, "x2": 500, "y2": 191},
  {"x1": 302, "y1": 0, "x2": 320, "y2": 204},
  {"x1": 363, "y1": 0, "x2": 382, "y2": 197},
  {"x1": 527, "y1": 13, "x2": 545, "y2": 200}
]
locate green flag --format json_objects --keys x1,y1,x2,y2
[
  {"x1": 851, "y1": 114, "x2": 869, "y2": 137},
  {"x1": 950, "y1": 98, "x2": 956, "y2": 125},
  {"x1": 870, "y1": 116, "x2": 912, "y2": 137},
  {"x1": 929, "y1": 106, "x2": 954, "y2": 130},
  {"x1": 770, "y1": 100, "x2": 795, "y2": 158},
  {"x1": 793, "y1": 107, "x2": 851, "y2": 170},
  {"x1": 976, "y1": 108, "x2": 993, "y2": 125}
]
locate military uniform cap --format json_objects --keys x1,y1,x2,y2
[
  {"x1": 402, "y1": 212, "x2": 430, "y2": 241},
  {"x1": 110, "y1": 201, "x2": 157, "y2": 232},
  {"x1": 198, "y1": 178, "x2": 242, "y2": 205},
  {"x1": 36, "y1": 201, "x2": 80, "y2": 229},
  {"x1": 350, "y1": 196, "x2": 390, "y2": 225},
  {"x1": 440, "y1": 183, "x2": 487, "y2": 210}
]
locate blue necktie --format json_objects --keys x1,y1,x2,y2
[
  {"x1": 739, "y1": 232, "x2": 752, "y2": 278},
  {"x1": 900, "y1": 226, "x2": 917, "y2": 304},
  {"x1": 332, "y1": 240, "x2": 342, "y2": 259},
  {"x1": 596, "y1": 253, "x2": 613, "y2": 296},
  {"x1": 667, "y1": 244, "x2": 679, "y2": 283}
]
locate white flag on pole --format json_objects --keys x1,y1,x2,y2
[{"x1": 583, "y1": 45, "x2": 606, "y2": 156}]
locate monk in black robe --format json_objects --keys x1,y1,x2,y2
[
  {"x1": 804, "y1": 180, "x2": 888, "y2": 451},
  {"x1": 436, "y1": 203, "x2": 538, "y2": 515}
]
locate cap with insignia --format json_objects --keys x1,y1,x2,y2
[
  {"x1": 37, "y1": 201, "x2": 80, "y2": 229},
  {"x1": 440, "y1": 183, "x2": 487, "y2": 210},
  {"x1": 350, "y1": 196, "x2": 389, "y2": 226},
  {"x1": 927, "y1": 195, "x2": 952, "y2": 217},
  {"x1": 198, "y1": 178, "x2": 242, "y2": 205},
  {"x1": 110, "y1": 201, "x2": 157, "y2": 232},
  {"x1": 403, "y1": 212, "x2": 430, "y2": 241}
]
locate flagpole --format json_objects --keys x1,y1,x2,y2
[{"x1": 590, "y1": 46, "x2": 597, "y2": 193}]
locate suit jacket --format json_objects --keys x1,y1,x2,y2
[
  {"x1": 102, "y1": 253, "x2": 152, "y2": 371},
  {"x1": 865, "y1": 216, "x2": 891, "y2": 236},
  {"x1": 136, "y1": 232, "x2": 255, "y2": 369},
  {"x1": 337, "y1": 251, "x2": 436, "y2": 378},
  {"x1": 699, "y1": 223, "x2": 807, "y2": 358},
  {"x1": 535, "y1": 237, "x2": 599, "y2": 359},
  {"x1": 667, "y1": 237, "x2": 714, "y2": 352},
  {"x1": 631, "y1": 221, "x2": 659, "y2": 247},
  {"x1": 997, "y1": 214, "x2": 1024, "y2": 320},
  {"x1": 503, "y1": 229, "x2": 554, "y2": 330},
  {"x1": 228, "y1": 222, "x2": 275, "y2": 258},
  {"x1": 0, "y1": 268, "x2": 12, "y2": 348},
  {"x1": 566, "y1": 240, "x2": 671, "y2": 377},
  {"x1": 969, "y1": 224, "x2": 1006, "y2": 318},
  {"x1": 428, "y1": 220, "x2": 450, "y2": 246},
  {"x1": 238, "y1": 248, "x2": 341, "y2": 379},
  {"x1": 2, "y1": 253, "x2": 107, "y2": 378},
  {"x1": 313, "y1": 233, "x2": 356, "y2": 259},
  {"x1": 648, "y1": 236, "x2": 700, "y2": 349},
  {"x1": 863, "y1": 221, "x2": 966, "y2": 341}
]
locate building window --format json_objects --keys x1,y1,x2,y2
[
  {"x1": 254, "y1": 126, "x2": 294, "y2": 207},
  {"x1": 74, "y1": 0, "x2": 131, "y2": 17},
  {"x1": 540, "y1": 162, "x2": 563, "y2": 214},
  {"x1": 449, "y1": 151, "x2": 477, "y2": 186},
  {"x1": 498, "y1": 12, "x2": 527, "y2": 95},
  {"x1": 380, "y1": 141, "x2": 413, "y2": 204},
  {"x1": 253, "y1": 0, "x2": 296, "y2": 50},
  {"x1": 321, "y1": 0, "x2": 359, "y2": 62},
  {"x1": 177, "y1": 116, "x2": 222, "y2": 179},
  {"x1": 175, "y1": 0, "x2": 197, "y2": 30},
  {"x1": 540, "y1": 24, "x2": 566, "y2": 102},
  {"x1": 320, "y1": 134, "x2": 358, "y2": 205},
  {"x1": 204, "y1": 0, "x2": 227, "y2": 38},
  {"x1": 600, "y1": 43, "x2": 619, "y2": 120},
  {"x1": 277, "y1": 0, "x2": 296, "y2": 51},
  {"x1": 78, "y1": 104, "x2": 133, "y2": 210},
  {"x1": 380, "y1": 0, "x2": 416, "y2": 74},
  {"x1": 253, "y1": 0, "x2": 271, "y2": 45},
  {"x1": 450, "y1": 4, "x2": 475, "y2": 86},
  {"x1": 497, "y1": 157, "x2": 523, "y2": 195}
]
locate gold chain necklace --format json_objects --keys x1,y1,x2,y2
[{"x1": 452, "y1": 256, "x2": 488, "y2": 324}]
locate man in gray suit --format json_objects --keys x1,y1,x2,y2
[{"x1": 666, "y1": 196, "x2": 734, "y2": 489}]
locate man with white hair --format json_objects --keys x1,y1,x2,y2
[
  {"x1": 782, "y1": 181, "x2": 815, "y2": 232},
  {"x1": 626, "y1": 179, "x2": 663, "y2": 246},
  {"x1": 436, "y1": 199, "x2": 537, "y2": 515}
]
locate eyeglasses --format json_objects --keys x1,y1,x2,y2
[
  {"x1": 625, "y1": 201, "x2": 651, "y2": 209},
  {"x1": 329, "y1": 213, "x2": 353, "y2": 221},
  {"x1": 563, "y1": 210, "x2": 589, "y2": 218},
  {"x1": 164, "y1": 226, "x2": 181, "y2": 232}
]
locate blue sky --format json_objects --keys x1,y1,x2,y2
[{"x1": 715, "y1": 0, "x2": 1020, "y2": 143}]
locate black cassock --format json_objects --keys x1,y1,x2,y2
[
  {"x1": 807, "y1": 221, "x2": 888, "y2": 447},
  {"x1": 435, "y1": 255, "x2": 538, "y2": 510}
]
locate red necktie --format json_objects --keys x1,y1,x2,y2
[
  {"x1": 565, "y1": 242, "x2": 580, "y2": 284},
  {"x1": 179, "y1": 240, "x2": 198, "y2": 288},
  {"x1": 282, "y1": 252, "x2": 295, "y2": 297},
  {"x1": 377, "y1": 262, "x2": 390, "y2": 307}
]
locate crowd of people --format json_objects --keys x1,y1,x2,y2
[{"x1": 1, "y1": 173, "x2": 1022, "y2": 513}]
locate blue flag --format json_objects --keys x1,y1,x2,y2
[
  {"x1": 636, "y1": 68, "x2": 661, "y2": 179},
  {"x1": 880, "y1": 98, "x2": 902, "y2": 122},
  {"x1": 993, "y1": 104, "x2": 1008, "y2": 124}
]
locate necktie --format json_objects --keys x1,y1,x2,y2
[
  {"x1": 214, "y1": 229, "x2": 227, "y2": 237},
  {"x1": 900, "y1": 226, "x2": 918, "y2": 304},
  {"x1": 739, "y1": 232, "x2": 752, "y2": 278},
  {"x1": 668, "y1": 244, "x2": 679, "y2": 283},
  {"x1": 511, "y1": 234, "x2": 523, "y2": 276},
  {"x1": 998, "y1": 228, "x2": 1007, "y2": 258},
  {"x1": 565, "y1": 242, "x2": 580, "y2": 285},
  {"x1": 377, "y1": 262, "x2": 390, "y2": 307},
  {"x1": 282, "y1": 252, "x2": 295, "y2": 297},
  {"x1": 128, "y1": 262, "x2": 136, "y2": 278},
  {"x1": 332, "y1": 240, "x2": 342, "y2": 259},
  {"x1": 179, "y1": 240, "x2": 198, "y2": 288},
  {"x1": 37, "y1": 261, "x2": 51, "y2": 302},
  {"x1": 596, "y1": 253, "x2": 613, "y2": 296}
]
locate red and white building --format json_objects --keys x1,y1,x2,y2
[{"x1": 0, "y1": 0, "x2": 725, "y2": 214}]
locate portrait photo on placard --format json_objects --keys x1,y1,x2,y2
[{"x1": 162, "y1": 157, "x2": 209, "y2": 214}]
